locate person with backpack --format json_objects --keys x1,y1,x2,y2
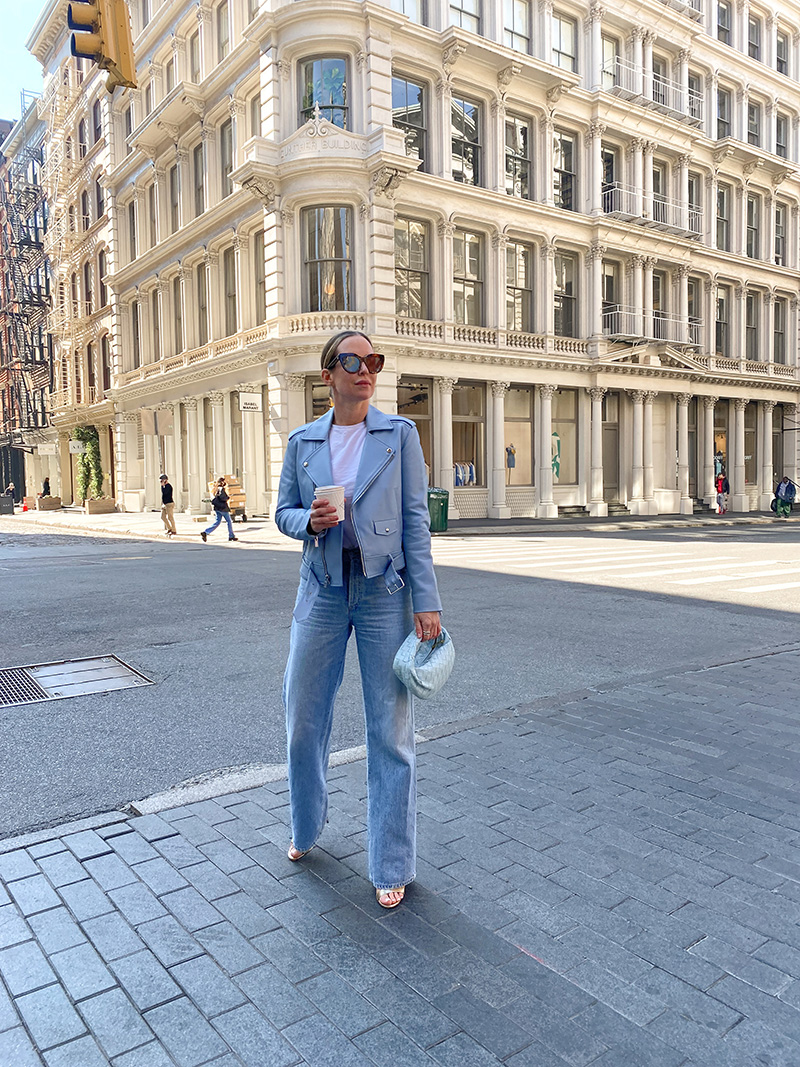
[
  {"x1": 201, "y1": 478, "x2": 239, "y2": 542},
  {"x1": 774, "y1": 476, "x2": 796, "y2": 518}
]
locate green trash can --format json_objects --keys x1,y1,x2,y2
[{"x1": 427, "y1": 487, "x2": 449, "y2": 533}]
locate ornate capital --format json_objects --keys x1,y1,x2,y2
[
  {"x1": 734, "y1": 398, "x2": 749, "y2": 412},
  {"x1": 491, "y1": 381, "x2": 510, "y2": 399},
  {"x1": 197, "y1": 4, "x2": 211, "y2": 23},
  {"x1": 491, "y1": 229, "x2": 508, "y2": 251},
  {"x1": 589, "y1": 387, "x2": 606, "y2": 402},
  {"x1": 589, "y1": 120, "x2": 606, "y2": 140},
  {"x1": 761, "y1": 400, "x2": 776, "y2": 412},
  {"x1": 182, "y1": 396, "x2": 198, "y2": 411},
  {"x1": 242, "y1": 176, "x2": 279, "y2": 210},
  {"x1": 703, "y1": 396, "x2": 718, "y2": 410},
  {"x1": 208, "y1": 391, "x2": 224, "y2": 406},
  {"x1": 629, "y1": 390, "x2": 646, "y2": 403},
  {"x1": 284, "y1": 373, "x2": 306, "y2": 392},
  {"x1": 275, "y1": 59, "x2": 291, "y2": 80},
  {"x1": 436, "y1": 377, "x2": 458, "y2": 395},
  {"x1": 229, "y1": 98, "x2": 245, "y2": 119},
  {"x1": 643, "y1": 391, "x2": 657, "y2": 404},
  {"x1": 437, "y1": 220, "x2": 455, "y2": 238},
  {"x1": 588, "y1": 242, "x2": 606, "y2": 262},
  {"x1": 540, "y1": 240, "x2": 557, "y2": 260},
  {"x1": 355, "y1": 51, "x2": 367, "y2": 73},
  {"x1": 538, "y1": 384, "x2": 556, "y2": 400},
  {"x1": 371, "y1": 166, "x2": 405, "y2": 200},
  {"x1": 497, "y1": 64, "x2": 522, "y2": 93},
  {"x1": 204, "y1": 250, "x2": 218, "y2": 268},
  {"x1": 678, "y1": 154, "x2": 692, "y2": 169},
  {"x1": 675, "y1": 393, "x2": 692, "y2": 406}
]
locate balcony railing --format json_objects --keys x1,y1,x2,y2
[
  {"x1": 602, "y1": 182, "x2": 640, "y2": 219},
  {"x1": 47, "y1": 386, "x2": 98, "y2": 412},
  {"x1": 648, "y1": 194, "x2": 703, "y2": 236},
  {"x1": 602, "y1": 58, "x2": 703, "y2": 124},
  {"x1": 603, "y1": 306, "x2": 702, "y2": 345},
  {"x1": 657, "y1": 0, "x2": 703, "y2": 20}
]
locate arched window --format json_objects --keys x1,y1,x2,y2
[
  {"x1": 78, "y1": 119, "x2": 87, "y2": 158},
  {"x1": 80, "y1": 189, "x2": 90, "y2": 230},
  {"x1": 92, "y1": 100, "x2": 102, "y2": 142},
  {"x1": 83, "y1": 261, "x2": 93, "y2": 314},
  {"x1": 94, "y1": 176, "x2": 104, "y2": 218},
  {"x1": 101, "y1": 333, "x2": 112, "y2": 393},
  {"x1": 97, "y1": 249, "x2": 107, "y2": 307}
]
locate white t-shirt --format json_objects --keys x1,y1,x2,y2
[{"x1": 329, "y1": 420, "x2": 368, "y2": 548}]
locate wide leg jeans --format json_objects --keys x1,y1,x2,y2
[{"x1": 283, "y1": 550, "x2": 415, "y2": 890}]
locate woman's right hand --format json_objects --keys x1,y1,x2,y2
[{"x1": 309, "y1": 497, "x2": 340, "y2": 533}]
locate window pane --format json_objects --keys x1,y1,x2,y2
[
  {"x1": 301, "y1": 57, "x2": 349, "y2": 129},
  {"x1": 304, "y1": 206, "x2": 352, "y2": 311}
]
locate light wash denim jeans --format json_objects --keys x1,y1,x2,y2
[
  {"x1": 283, "y1": 549, "x2": 415, "y2": 890},
  {"x1": 204, "y1": 510, "x2": 235, "y2": 538}
]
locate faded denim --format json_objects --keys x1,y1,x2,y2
[
  {"x1": 283, "y1": 550, "x2": 415, "y2": 890},
  {"x1": 204, "y1": 510, "x2": 235, "y2": 538}
]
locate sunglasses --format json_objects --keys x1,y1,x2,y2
[{"x1": 327, "y1": 352, "x2": 385, "y2": 375}]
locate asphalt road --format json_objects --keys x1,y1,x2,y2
[{"x1": 2, "y1": 523, "x2": 800, "y2": 837}]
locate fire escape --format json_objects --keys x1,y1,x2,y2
[{"x1": 0, "y1": 121, "x2": 52, "y2": 448}]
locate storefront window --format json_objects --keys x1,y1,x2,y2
[
  {"x1": 714, "y1": 402, "x2": 728, "y2": 479},
  {"x1": 398, "y1": 377, "x2": 432, "y2": 481},
  {"x1": 552, "y1": 388, "x2": 578, "y2": 484},
  {"x1": 504, "y1": 386, "x2": 533, "y2": 485},
  {"x1": 305, "y1": 377, "x2": 331, "y2": 421},
  {"x1": 772, "y1": 406, "x2": 784, "y2": 485},
  {"x1": 452, "y1": 381, "x2": 485, "y2": 487},
  {"x1": 744, "y1": 402, "x2": 757, "y2": 484}
]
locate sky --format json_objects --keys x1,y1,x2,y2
[{"x1": 0, "y1": 7, "x2": 45, "y2": 125}]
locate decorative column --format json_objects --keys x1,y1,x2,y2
[
  {"x1": 735, "y1": 284, "x2": 747, "y2": 366},
  {"x1": 643, "y1": 391, "x2": 657, "y2": 513},
  {"x1": 170, "y1": 402, "x2": 185, "y2": 510},
  {"x1": 183, "y1": 397, "x2": 200, "y2": 513},
  {"x1": 542, "y1": 117, "x2": 555, "y2": 205},
  {"x1": 760, "y1": 400, "x2": 776, "y2": 509},
  {"x1": 703, "y1": 396, "x2": 718, "y2": 503},
  {"x1": 177, "y1": 148, "x2": 191, "y2": 230},
  {"x1": 678, "y1": 49, "x2": 691, "y2": 114},
  {"x1": 732, "y1": 397, "x2": 749, "y2": 510},
  {"x1": 677, "y1": 264, "x2": 690, "y2": 343},
  {"x1": 676, "y1": 393, "x2": 693, "y2": 514},
  {"x1": 491, "y1": 98, "x2": 506, "y2": 194},
  {"x1": 629, "y1": 27, "x2": 644, "y2": 91},
  {"x1": 678, "y1": 154, "x2": 691, "y2": 232},
  {"x1": 492, "y1": 231, "x2": 508, "y2": 332},
  {"x1": 588, "y1": 387, "x2": 607, "y2": 517},
  {"x1": 764, "y1": 290, "x2": 775, "y2": 364},
  {"x1": 588, "y1": 121, "x2": 606, "y2": 216},
  {"x1": 630, "y1": 139, "x2": 645, "y2": 216},
  {"x1": 435, "y1": 377, "x2": 459, "y2": 519},
  {"x1": 643, "y1": 257, "x2": 655, "y2": 338},
  {"x1": 589, "y1": 242, "x2": 605, "y2": 339},
  {"x1": 205, "y1": 249, "x2": 220, "y2": 341},
  {"x1": 643, "y1": 141, "x2": 655, "y2": 219},
  {"x1": 642, "y1": 30, "x2": 656, "y2": 99},
  {"x1": 221, "y1": 389, "x2": 233, "y2": 476},
  {"x1": 537, "y1": 384, "x2": 557, "y2": 518},
  {"x1": 143, "y1": 422, "x2": 159, "y2": 508},
  {"x1": 438, "y1": 221, "x2": 455, "y2": 324},
  {"x1": 208, "y1": 390, "x2": 225, "y2": 478},
  {"x1": 629, "y1": 390, "x2": 645, "y2": 511},
  {"x1": 154, "y1": 166, "x2": 168, "y2": 244},
  {"x1": 489, "y1": 382, "x2": 511, "y2": 518},
  {"x1": 784, "y1": 403, "x2": 799, "y2": 486},
  {"x1": 629, "y1": 255, "x2": 644, "y2": 337},
  {"x1": 239, "y1": 383, "x2": 267, "y2": 517},
  {"x1": 704, "y1": 279, "x2": 716, "y2": 354},
  {"x1": 541, "y1": 241, "x2": 556, "y2": 336}
]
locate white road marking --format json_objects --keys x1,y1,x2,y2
[
  {"x1": 670, "y1": 561, "x2": 785, "y2": 584},
  {"x1": 738, "y1": 579, "x2": 800, "y2": 592}
]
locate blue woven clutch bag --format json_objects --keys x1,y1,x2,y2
[{"x1": 393, "y1": 628, "x2": 455, "y2": 699}]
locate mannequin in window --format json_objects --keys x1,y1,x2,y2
[{"x1": 506, "y1": 444, "x2": 516, "y2": 485}]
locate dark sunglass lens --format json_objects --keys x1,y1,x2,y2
[
  {"x1": 365, "y1": 354, "x2": 384, "y2": 373},
  {"x1": 339, "y1": 353, "x2": 361, "y2": 372}
]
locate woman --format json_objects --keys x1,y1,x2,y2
[
  {"x1": 201, "y1": 478, "x2": 239, "y2": 543},
  {"x1": 276, "y1": 330, "x2": 442, "y2": 909}
]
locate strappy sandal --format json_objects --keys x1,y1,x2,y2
[
  {"x1": 375, "y1": 886, "x2": 405, "y2": 909},
  {"x1": 287, "y1": 842, "x2": 314, "y2": 862}
]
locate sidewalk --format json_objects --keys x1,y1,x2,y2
[
  {"x1": 0, "y1": 504, "x2": 783, "y2": 544},
  {"x1": 2, "y1": 650, "x2": 799, "y2": 1066}
]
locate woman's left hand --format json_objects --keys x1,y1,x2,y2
[{"x1": 414, "y1": 612, "x2": 442, "y2": 642}]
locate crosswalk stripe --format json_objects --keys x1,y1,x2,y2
[
  {"x1": 613, "y1": 558, "x2": 741, "y2": 579},
  {"x1": 670, "y1": 562, "x2": 785, "y2": 585},
  {"x1": 738, "y1": 579, "x2": 800, "y2": 592}
]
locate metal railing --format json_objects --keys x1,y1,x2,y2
[
  {"x1": 603, "y1": 306, "x2": 702, "y2": 345},
  {"x1": 602, "y1": 182, "x2": 639, "y2": 218},
  {"x1": 649, "y1": 194, "x2": 703, "y2": 235},
  {"x1": 602, "y1": 58, "x2": 703, "y2": 123}
]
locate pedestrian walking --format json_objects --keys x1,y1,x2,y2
[
  {"x1": 201, "y1": 478, "x2": 238, "y2": 542},
  {"x1": 159, "y1": 474, "x2": 177, "y2": 536},
  {"x1": 275, "y1": 330, "x2": 443, "y2": 910},
  {"x1": 41, "y1": 477, "x2": 50, "y2": 497},
  {"x1": 774, "y1": 476, "x2": 796, "y2": 518}
]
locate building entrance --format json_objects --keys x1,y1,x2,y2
[{"x1": 602, "y1": 392, "x2": 620, "y2": 502}]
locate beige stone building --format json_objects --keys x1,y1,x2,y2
[{"x1": 26, "y1": 0, "x2": 800, "y2": 518}]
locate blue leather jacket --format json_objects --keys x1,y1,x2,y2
[{"x1": 275, "y1": 406, "x2": 442, "y2": 613}]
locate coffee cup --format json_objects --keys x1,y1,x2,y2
[{"x1": 314, "y1": 485, "x2": 345, "y2": 522}]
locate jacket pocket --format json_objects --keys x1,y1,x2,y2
[{"x1": 373, "y1": 518, "x2": 398, "y2": 536}]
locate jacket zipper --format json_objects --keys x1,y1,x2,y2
[
  {"x1": 303, "y1": 442, "x2": 331, "y2": 585},
  {"x1": 351, "y1": 451, "x2": 395, "y2": 574}
]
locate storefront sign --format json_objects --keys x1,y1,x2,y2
[
  {"x1": 37, "y1": 443, "x2": 58, "y2": 456},
  {"x1": 68, "y1": 440, "x2": 86, "y2": 454},
  {"x1": 239, "y1": 392, "x2": 263, "y2": 412}
]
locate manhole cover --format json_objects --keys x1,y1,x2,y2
[{"x1": 0, "y1": 656, "x2": 153, "y2": 708}]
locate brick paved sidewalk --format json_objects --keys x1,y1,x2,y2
[{"x1": 2, "y1": 651, "x2": 800, "y2": 1067}]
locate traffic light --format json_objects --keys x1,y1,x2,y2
[{"x1": 68, "y1": 0, "x2": 137, "y2": 92}]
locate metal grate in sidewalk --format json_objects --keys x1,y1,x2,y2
[{"x1": 0, "y1": 656, "x2": 153, "y2": 708}]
